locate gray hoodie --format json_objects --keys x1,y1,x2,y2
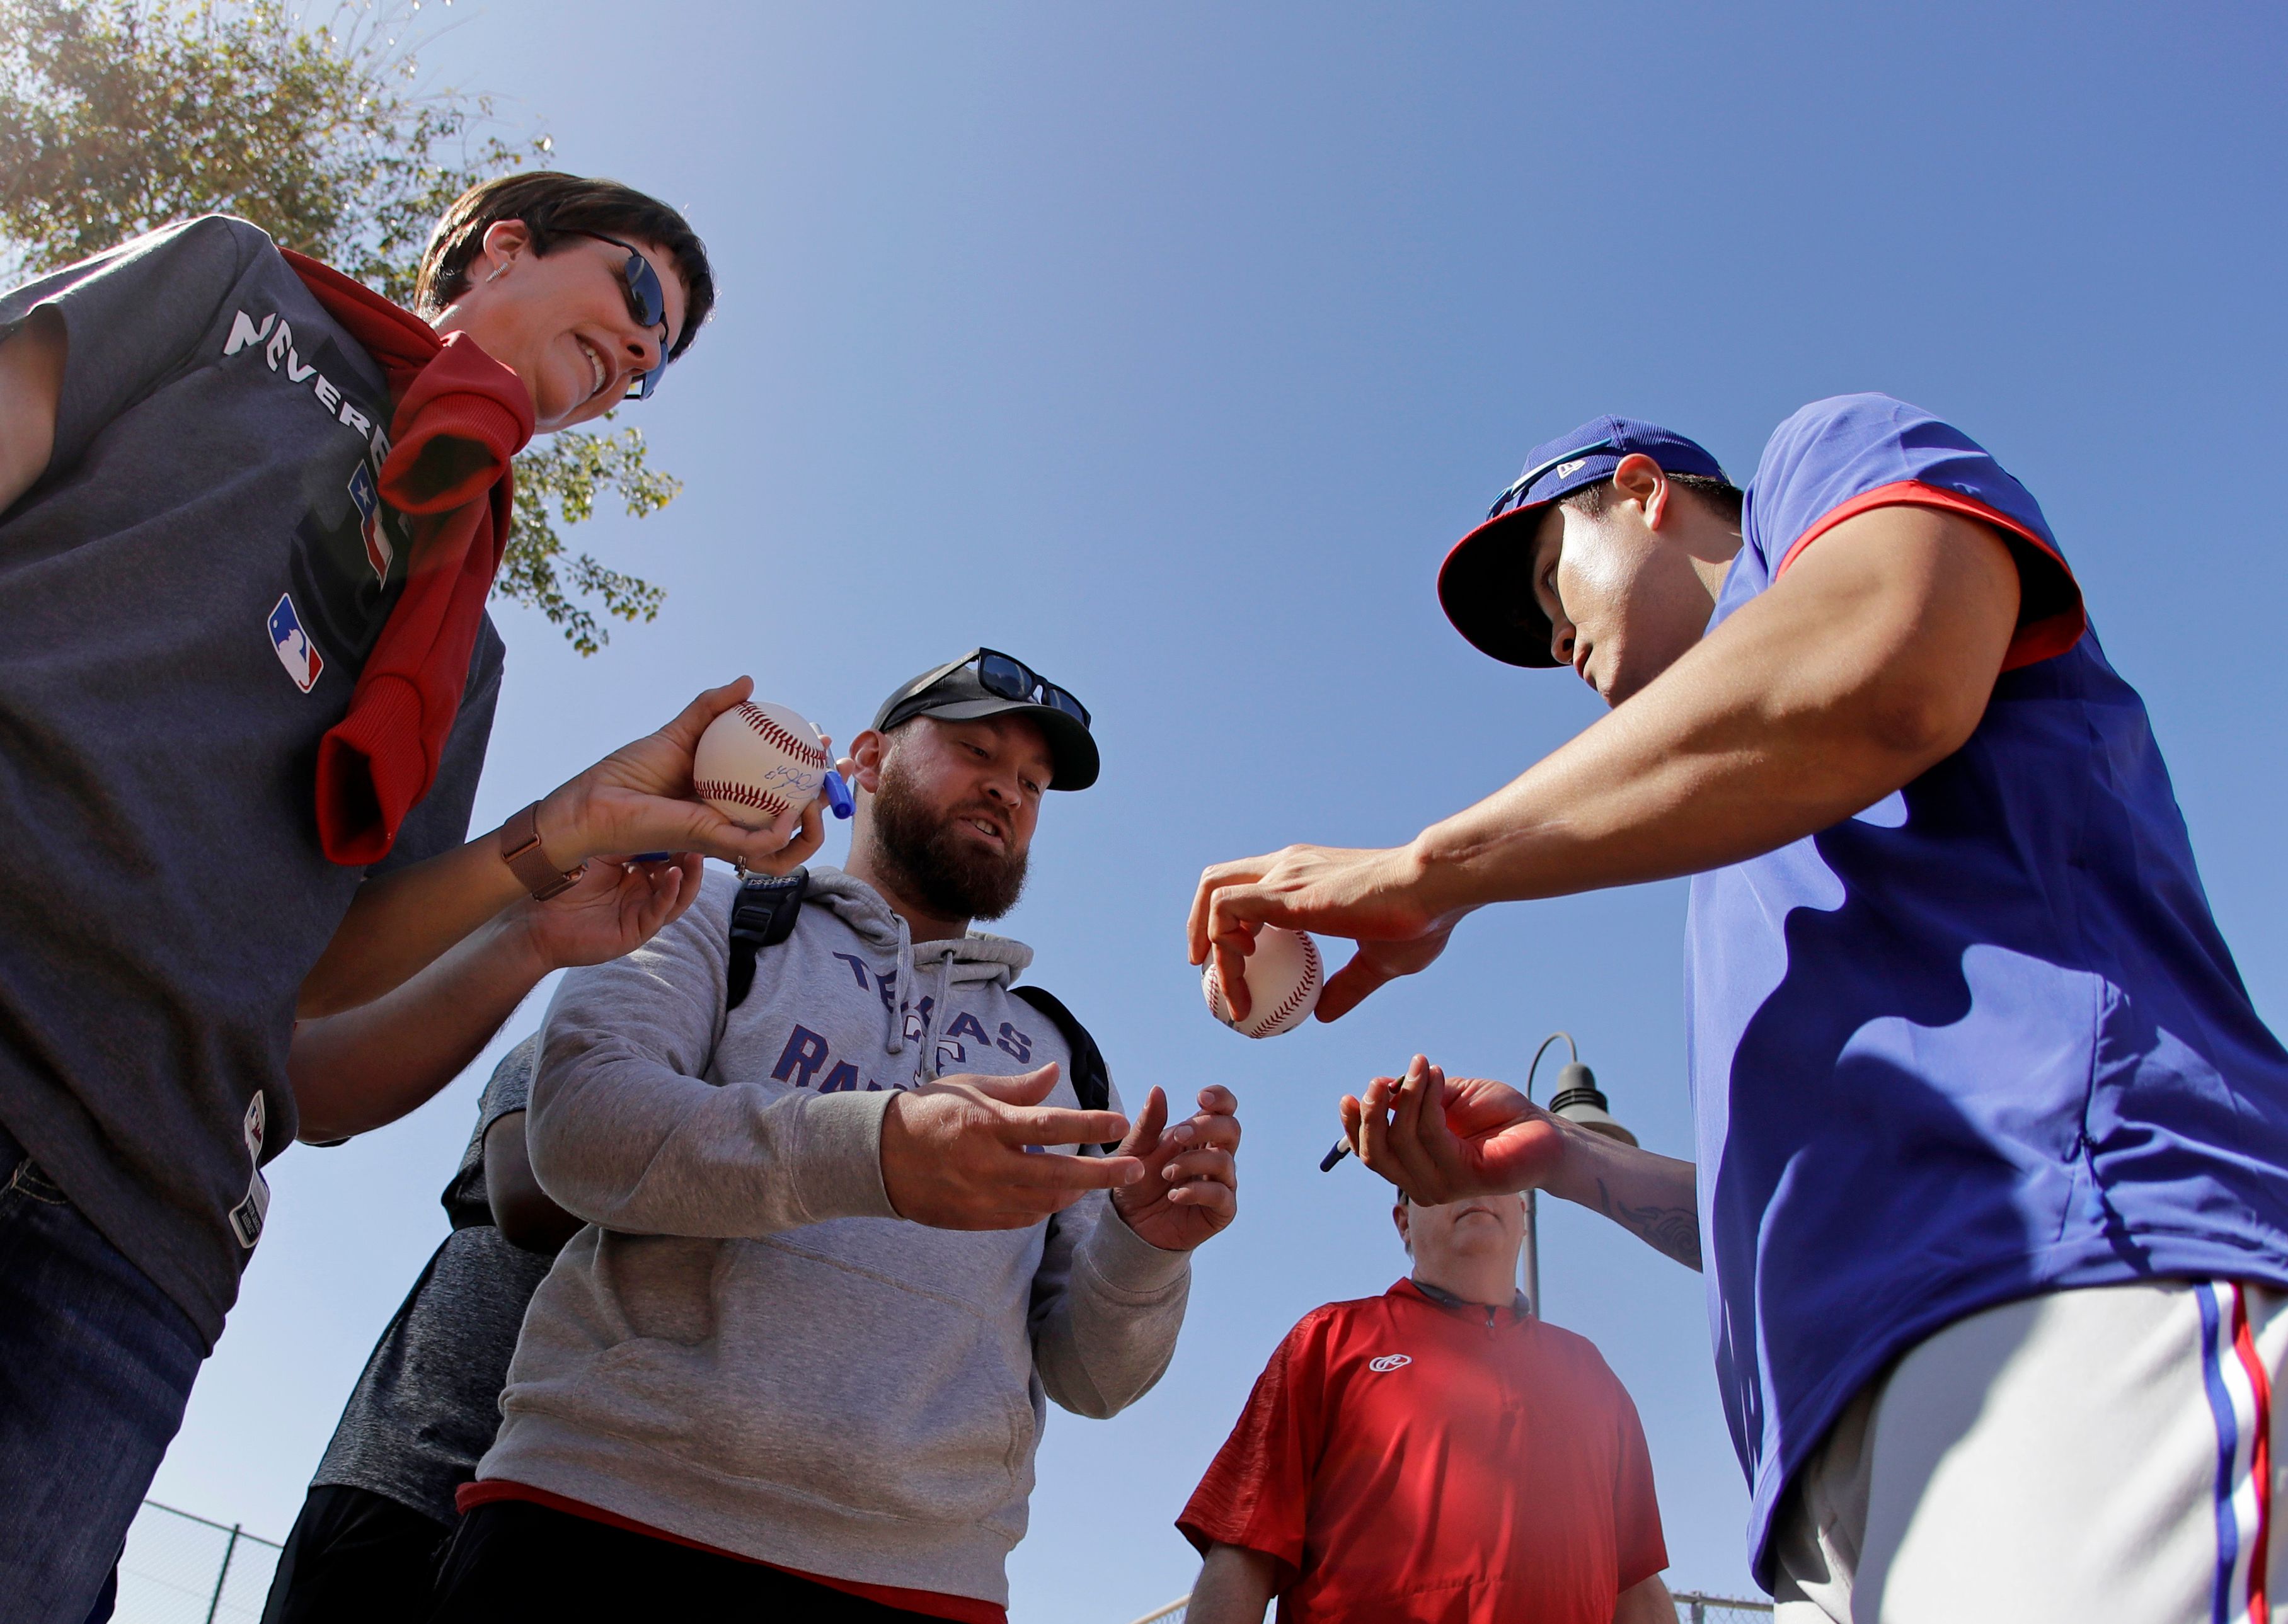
[{"x1": 477, "y1": 868, "x2": 1190, "y2": 1605}]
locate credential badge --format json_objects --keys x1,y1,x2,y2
[{"x1": 227, "y1": 1092, "x2": 271, "y2": 1250}]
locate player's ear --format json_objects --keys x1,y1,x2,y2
[
  {"x1": 1393, "y1": 1198, "x2": 1411, "y2": 1254},
  {"x1": 1613, "y1": 453, "x2": 1668, "y2": 527}
]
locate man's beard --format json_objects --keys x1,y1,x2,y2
[{"x1": 870, "y1": 762, "x2": 1030, "y2": 922}]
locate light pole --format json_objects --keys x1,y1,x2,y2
[{"x1": 1519, "y1": 1032, "x2": 1635, "y2": 1318}]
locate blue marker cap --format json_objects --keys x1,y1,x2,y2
[{"x1": 824, "y1": 770, "x2": 854, "y2": 820}]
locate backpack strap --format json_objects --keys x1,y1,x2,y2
[
  {"x1": 726, "y1": 869, "x2": 810, "y2": 1011},
  {"x1": 1010, "y1": 984, "x2": 1120, "y2": 1155}
]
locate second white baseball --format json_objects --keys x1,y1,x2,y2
[
  {"x1": 1203, "y1": 925, "x2": 1325, "y2": 1039},
  {"x1": 693, "y1": 700, "x2": 831, "y2": 837}
]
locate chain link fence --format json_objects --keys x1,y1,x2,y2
[
  {"x1": 1129, "y1": 1591, "x2": 1769, "y2": 1622},
  {"x1": 115, "y1": 1501, "x2": 282, "y2": 1624}
]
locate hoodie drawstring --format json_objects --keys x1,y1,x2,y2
[
  {"x1": 892, "y1": 946, "x2": 960, "y2": 1082},
  {"x1": 923, "y1": 956, "x2": 956, "y2": 1080},
  {"x1": 886, "y1": 912, "x2": 916, "y2": 1058}
]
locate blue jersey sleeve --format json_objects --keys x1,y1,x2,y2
[{"x1": 1743, "y1": 394, "x2": 2084, "y2": 669}]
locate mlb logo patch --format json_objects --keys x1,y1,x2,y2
[
  {"x1": 347, "y1": 463, "x2": 393, "y2": 585},
  {"x1": 268, "y1": 592, "x2": 325, "y2": 693}
]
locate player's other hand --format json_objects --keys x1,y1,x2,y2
[
  {"x1": 1188, "y1": 843, "x2": 1463, "y2": 1023},
  {"x1": 1343, "y1": 1055, "x2": 1565, "y2": 1204},
  {"x1": 536, "y1": 678, "x2": 836, "y2": 878},
  {"x1": 507, "y1": 852, "x2": 704, "y2": 973},
  {"x1": 880, "y1": 1065, "x2": 1144, "y2": 1231},
  {"x1": 1109, "y1": 1085, "x2": 1241, "y2": 1252}
]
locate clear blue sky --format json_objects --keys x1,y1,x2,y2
[{"x1": 151, "y1": 2, "x2": 2288, "y2": 1614}]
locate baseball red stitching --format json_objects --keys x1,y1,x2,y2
[
  {"x1": 735, "y1": 703, "x2": 828, "y2": 768},
  {"x1": 694, "y1": 779, "x2": 791, "y2": 821},
  {"x1": 1251, "y1": 934, "x2": 1320, "y2": 1034}
]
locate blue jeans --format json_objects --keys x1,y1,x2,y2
[{"x1": 0, "y1": 1123, "x2": 205, "y2": 1624}]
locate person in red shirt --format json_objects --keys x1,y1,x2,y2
[{"x1": 1178, "y1": 1189, "x2": 1672, "y2": 1624}]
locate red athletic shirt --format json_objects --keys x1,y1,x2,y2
[{"x1": 1178, "y1": 1281, "x2": 1667, "y2": 1624}]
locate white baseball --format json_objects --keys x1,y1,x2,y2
[
  {"x1": 1203, "y1": 925, "x2": 1324, "y2": 1039},
  {"x1": 692, "y1": 700, "x2": 831, "y2": 837}
]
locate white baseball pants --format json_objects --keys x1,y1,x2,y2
[{"x1": 1771, "y1": 1279, "x2": 2284, "y2": 1624}]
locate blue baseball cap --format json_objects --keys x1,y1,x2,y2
[{"x1": 1437, "y1": 416, "x2": 1729, "y2": 668}]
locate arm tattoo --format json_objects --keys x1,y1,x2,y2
[{"x1": 1595, "y1": 1177, "x2": 1702, "y2": 1271}]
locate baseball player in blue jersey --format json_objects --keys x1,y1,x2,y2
[{"x1": 1191, "y1": 397, "x2": 2288, "y2": 1621}]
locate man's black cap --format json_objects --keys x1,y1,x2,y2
[{"x1": 873, "y1": 649, "x2": 1100, "y2": 791}]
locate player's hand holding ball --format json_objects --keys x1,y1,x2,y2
[
  {"x1": 532, "y1": 677, "x2": 845, "y2": 880},
  {"x1": 1189, "y1": 843, "x2": 1465, "y2": 1024}
]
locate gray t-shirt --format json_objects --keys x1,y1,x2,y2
[
  {"x1": 314, "y1": 1038, "x2": 556, "y2": 1524},
  {"x1": 0, "y1": 216, "x2": 505, "y2": 1346}
]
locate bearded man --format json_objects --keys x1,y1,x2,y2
[{"x1": 430, "y1": 649, "x2": 1243, "y2": 1623}]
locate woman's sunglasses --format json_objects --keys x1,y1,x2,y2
[{"x1": 570, "y1": 231, "x2": 673, "y2": 401}]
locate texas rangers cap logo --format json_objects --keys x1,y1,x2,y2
[
  {"x1": 346, "y1": 464, "x2": 393, "y2": 586},
  {"x1": 268, "y1": 592, "x2": 326, "y2": 694}
]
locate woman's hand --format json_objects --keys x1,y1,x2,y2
[
  {"x1": 301, "y1": 682, "x2": 840, "y2": 1019},
  {"x1": 532, "y1": 678, "x2": 836, "y2": 878},
  {"x1": 505, "y1": 852, "x2": 706, "y2": 975}
]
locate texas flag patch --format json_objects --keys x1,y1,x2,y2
[
  {"x1": 346, "y1": 463, "x2": 393, "y2": 585},
  {"x1": 268, "y1": 592, "x2": 325, "y2": 693}
]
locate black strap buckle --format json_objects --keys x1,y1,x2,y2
[{"x1": 727, "y1": 869, "x2": 810, "y2": 1010}]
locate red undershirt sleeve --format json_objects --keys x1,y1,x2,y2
[{"x1": 1771, "y1": 479, "x2": 2087, "y2": 672}]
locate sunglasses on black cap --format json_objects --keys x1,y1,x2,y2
[
  {"x1": 568, "y1": 231, "x2": 673, "y2": 401},
  {"x1": 887, "y1": 648, "x2": 1092, "y2": 730}
]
